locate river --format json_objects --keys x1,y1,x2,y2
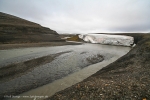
[{"x1": 0, "y1": 43, "x2": 131, "y2": 100}]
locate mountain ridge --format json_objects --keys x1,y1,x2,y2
[{"x1": 0, "y1": 12, "x2": 62, "y2": 43}]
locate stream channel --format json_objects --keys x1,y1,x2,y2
[{"x1": 0, "y1": 43, "x2": 131, "y2": 100}]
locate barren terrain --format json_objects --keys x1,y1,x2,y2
[{"x1": 48, "y1": 34, "x2": 150, "y2": 100}]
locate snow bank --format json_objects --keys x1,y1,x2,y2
[{"x1": 79, "y1": 34, "x2": 134, "y2": 46}]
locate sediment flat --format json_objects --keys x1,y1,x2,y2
[{"x1": 0, "y1": 42, "x2": 81, "y2": 50}]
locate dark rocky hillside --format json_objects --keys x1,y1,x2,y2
[{"x1": 0, "y1": 12, "x2": 62, "y2": 43}]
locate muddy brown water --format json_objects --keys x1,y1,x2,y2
[{"x1": 0, "y1": 43, "x2": 131, "y2": 100}]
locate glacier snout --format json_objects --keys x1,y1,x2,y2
[{"x1": 79, "y1": 34, "x2": 134, "y2": 46}]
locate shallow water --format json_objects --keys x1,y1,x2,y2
[
  {"x1": 0, "y1": 43, "x2": 131, "y2": 100},
  {"x1": 0, "y1": 43, "x2": 130, "y2": 67}
]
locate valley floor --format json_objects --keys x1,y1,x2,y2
[{"x1": 48, "y1": 34, "x2": 150, "y2": 100}]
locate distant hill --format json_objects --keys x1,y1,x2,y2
[{"x1": 0, "y1": 12, "x2": 62, "y2": 43}]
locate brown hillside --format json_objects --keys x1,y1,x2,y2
[{"x1": 0, "y1": 12, "x2": 62, "y2": 43}]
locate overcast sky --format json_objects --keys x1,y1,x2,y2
[{"x1": 0, "y1": 0, "x2": 150, "y2": 33}]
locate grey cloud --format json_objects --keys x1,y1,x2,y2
[
  {"x1": 0, "y1": 0, "x2": 150, "y2": 33},
  {"x1": 109, "y1": 23, "x2": 150, "y2": 32}
]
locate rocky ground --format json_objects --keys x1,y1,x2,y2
[{"x1": 48, "y1": 33, "x2": 150, "y2": 100}]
